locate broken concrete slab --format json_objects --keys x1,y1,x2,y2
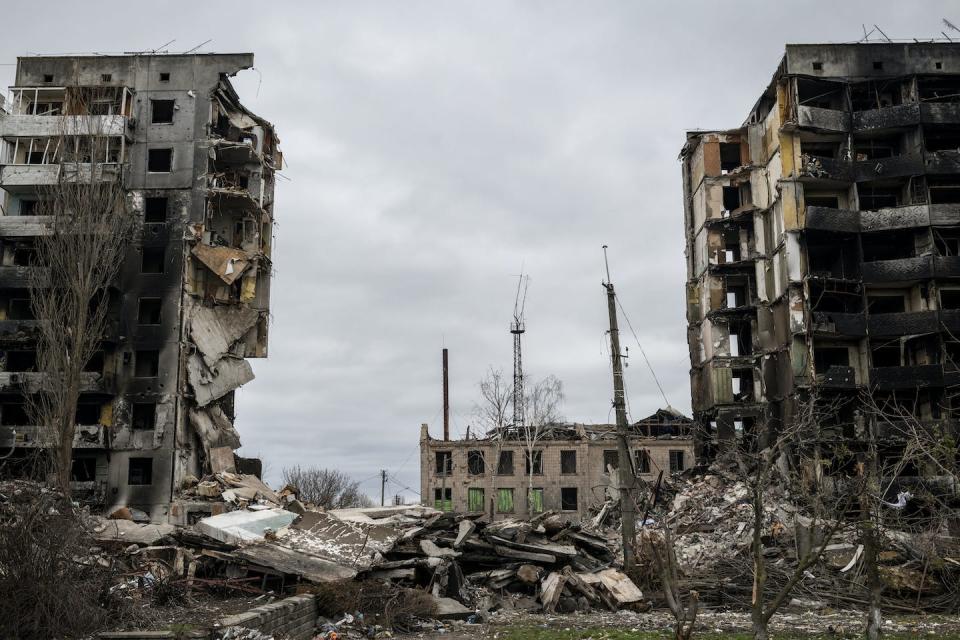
[
  {"x1": 189, "y1": 406, "x2": 242, "y2": 453},
  {"x1": 188, "y1": 299, "x2": 260, "y2": 368},
  {"x1": 210, "y1": 445, "x2": 237, "y2": 473},
  {"x1": 191, "y1": 243, "x2": 252, "y2": 285},
  {"x1": 90, "y1": 517, "x2": 176, "y2": 546},
  {"x1": 431, "y1": 596, "x2": 472, "y2": 620},
  {"x1": 579, "y1": 568, "x2": 643, "y2": 604},
  {"x1": 187, "y1": 353, "x2": 255, "y2": 407},
  {"x1": 233, "y1": 542, "x2": 358, "y2": 583},
  {"x1": 454, "y1": 519, "x2": 475, "y2": 548},
  {"x1": 196, "y1": 508, "x2": 297, "y2": 546},
  {"x1": 420, "y1": 539, "x2": 461, "y2": 558}
]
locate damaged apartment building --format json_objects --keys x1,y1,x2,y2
[
  {"x1": 0, "y1": 53, "x2": 280, "y2": 522},
  {"x1": 419, "y1": 409, "x2": 694, "y2": 520},
  {"x1": 682, "y1": 42, "x2": 960, "y2": 455}
]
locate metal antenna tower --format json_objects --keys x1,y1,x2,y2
[{"x1": 510, "y1": 273, "x2": 529, "y2": 428}]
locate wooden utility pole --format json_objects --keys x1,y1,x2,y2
[
  {"x1": 380, "y1": 469, "x2": 387, "y2": 507},
  {"x1": 602, "y1": 245, "x2": 637, "y2": 571}
]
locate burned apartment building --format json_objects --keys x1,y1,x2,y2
[
  {"x1": 0, "y1": 53, "x2": 279, "y2": 522},
  {"x1": 682, "y1": 42, "x2": 960, "y2": 455},
  {"x1": 419, "y1": 409, "x2": 694, "y2": 520}
]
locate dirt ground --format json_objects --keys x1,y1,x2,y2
[{"x1": 414, "y1": 609, "x2": 960, "y2": 640}]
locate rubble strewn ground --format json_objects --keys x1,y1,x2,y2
[{"x1": 4, "y1": 462, "x2": 960, "y2": 639}]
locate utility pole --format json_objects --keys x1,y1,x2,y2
[
  {"x1": 602, "y1": 245, "x2": 637, "y2": 571},
  {"x1": 380, "y1": 469, "x2": 387, "y2": 507},
  {"x1": 443, "y1": 348, "x2": 450, "y2": 441}
]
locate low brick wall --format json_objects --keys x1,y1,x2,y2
[
  {"x1": 217, "y1": 594, "x2": 319, "y2": 640},
  {"x1": 99, "y1": 594, "x2": 319, "y2": 640}
]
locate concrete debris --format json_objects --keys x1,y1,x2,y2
[
  {"x1": 189, "y1": 406, "x2": 243, "y2": 454},
  {"x1": 188, "y1": 352, "x2": 256, "y2": 407},
  {"x1": 191, "y1": 243, "x2": 253, "y2": 285},
  {"x1": 89, "y1": 516, "x2": 176, "y2": 546},
  {"x1": 196, "y1": 508, "x2": 297, "y2": 545},
  {"x1": 188, "y1": 298, "x2": 260, "y2": 368}
]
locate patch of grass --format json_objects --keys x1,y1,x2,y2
[{"x1": 495, "y1": 628, "x2": 960, "y2": 640}]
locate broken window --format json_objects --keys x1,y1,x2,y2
[
  {"x1": 8, "y1": 298, "x2": 33, "y2": 320},
  {"x1": 434, "y1": 451, "x2": 452, "y2": 476},
  {"x1": 159, "y1": 72, "x2": 170, "y2": 82},
  {"x1": 814, "y1": 346, "x2": 851, "y2": 375},
  {"x1": 467, "y1": 450, "x2": 485, "y2": 475},
  {"x1": 929, "y1": 178, "x2": 960, "y2": 205},
  {"x1": 722, "y1": 186, "x2": 741, "y2": 213},
  {"x1": 134, "y1": 350, "x2": 160, "y2": 377},
  {"x1": 141, "y1": 247, "x2": 165, "y2": 273},
  {"x1": 147, "y1": 148, "x2": 172, "y2": 172},
  {"x1": 0, "y1": 403, "x2": 29, "y2": 426},
  {"x1": 669, "y1": 450, "x2": 686, "y2": 472},
  {"x1": 144, "y1": 197, "x2": 167, "y2": 223},
  {"x1": 945, "y1": 340, "x2": 960, "y2": 371},
  {"x1": 634, "y1": 449, "x2": 651, "y2": 474},
  {"x1": 796, "y1": 78, "x2": 845, "y2": 110},
  {"x1": 728, "y1": 320, "x2": 752, "y2": 356},
  {"x1": 43, "y1": 74, "x2": 54, "y2": 83},
  {"x1": 924, "y1": 125, "x2": 960, "y2": 152},
  {"x1": 861, "y1": 230, "x2": 915, "y2": 262},
  {"x1": 731, "y1": 369, "x2": 753, "y2": 401},
  {"x1": 867, "y1": 295, "x2": 906, "y2": 314},
  {"x1": 528, "y1": 488, "x2": 544, "y2": 514},
  {"x1": 151, "y1": 100, "x2": 175, "y2": 124},
  {"x1": 850, "y1": 79, "x2": 904, "y2": 111},
  {"x1": 805, "y1": 194, "x2": 841, "y2": 208},
  {"x1": 871, "y1": 339, "x2": 901, "y2": 367},
  {"x1": 809, "y1": 281, "x2": 864, "y2": 313},
  {"x1": 919, "y1": 76, "x2": 960, "y2": 103},
  {"x1": 560, "y1": 487, "x2": 578, "y2": 511},
  {"x1": 719, "y1": 142, "x2": 741, "y2": 173},
  {"x1": 467, "y1": 487, "x2": 484, "y2": 512},
  {"x1": 128, "y1": 457, "x2": 153, "y2": 485},
  {"x1": 858, "y1": 186, "x2": 901, "y2": 210},
  {"x1": 71, "y1": 455, "x2": 96, "y2": 482},
  {"x1": 75, "y1": 401, "x2": 100, "y2": 425},
  {"x1": 433, "y1": 487, "x2": 452, "y2": 512},
  {"x1": 560, "y1": 450, "x2": 577, "y2": 474},
  {"x1": 4, "y1": 350, "x2": 36, "y2": 372},
  {"x1": 132, "y1": 403, "x2": 156, "y2": 430},
  {"x1": 11, "y1": 242, "x2": 37, "y2": 267},
  {"x1": 497, "y1": 450, "x2": 514, "y2": 475},
  {"x1": 853, "y1": 133, "x2": 903, "y2": 160},
  {"x1": 602, "y1": 449, "x2": 619, "y2": 472},
  {"x1": 806, "y1": 230, "x2": 860, "y2": 279},
  {"x1": 497, "y1": 488, "x2": 514, "y2": 513},
  {"x1": 83, "y1": 351, "x2": 104, "y2": 373},
  {"x1": 725, "y1": 280, "x2": 749, "y2": 308},
  {"x1": 525, "y1": 450, "x2": 543, "y2": 475},
  {"x1": 137, "y1": 298, "x2": 162, "y2": 325},
  {"x1": 941, "y1": 289, "x2": 960, "y2": 310}
]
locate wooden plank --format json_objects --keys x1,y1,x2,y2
[{"x1": 492, "y1": 545, "x2": 556, "y2": 564}]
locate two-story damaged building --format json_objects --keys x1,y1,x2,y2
[
  {"x1": 419, "y1": 409, "x2": 694, "y2": 521},
  {"x1": 0, "y1": 53, "x2": 280, "y2": 522},
  {"x1": 683, "y1": 43, "x2": 960, "y2": 455}
]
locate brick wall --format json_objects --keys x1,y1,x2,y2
[
  {"x1": 99, "y1": 593, "x2": 320, "y2": 640},
  {"x1": 217, "y1": 594, "x2": 319, "y2": 640}
]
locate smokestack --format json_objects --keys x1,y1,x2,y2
[{"x1": 442, "y1": 348, "x2": 450, "y2": 441}]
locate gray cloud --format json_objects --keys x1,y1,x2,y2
[{"x1": 1, "y1": 0, "x2": 954, "y2": 499}]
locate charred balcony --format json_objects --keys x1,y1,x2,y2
[{"x1": 871, "y1": 364, "x2": 944, "y2": 390}]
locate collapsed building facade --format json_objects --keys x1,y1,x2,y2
[
  {"x1": 419, "y1": 409, "x2": 694, "y2": 520},
  {"x1": 0, "y1": 53, "x2": 280, "y2": 522},
  {"x1": 682, "y1": 43, "x2": 960, "y2": 455}
]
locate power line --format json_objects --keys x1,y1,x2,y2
[{"x1": 614, "y1": 295, "x2": 671, "y2": 409}]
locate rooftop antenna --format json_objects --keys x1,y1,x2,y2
[
  {"x1": 183, "y1": 39, "x2": 212, "y2": 55},
  {"x1": 150, "y1": 39, "x2": 176, "y2": 54},
  {"x1": 510, "y1": 271, "x2": 529, "y2": 428},
  {"x1": 873, "y1": 24, "x2": 892, "y2": 43}
]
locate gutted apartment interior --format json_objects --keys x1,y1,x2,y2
[
  {"x1": 419, "y1": 409, "x2": 694, "y2": 520},
  {"x1": 682, "y1": 43, "x2": 960, "y2": 461},
  {"x1": 0, "y1": 53, "x2": 280, "y2": 523}
]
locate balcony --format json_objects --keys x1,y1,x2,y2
[
  {"x1": 867, "y1": 311, "x2": 938, "y2": 337},
  {"x1": 0, "y1": 114, "x2": 128, "y2": 138},
  {"x1": 861, "y1": 256, "x2": 933, "y2": 283},
  {"x1": 925, "y1": 150, "x2": 960, "y2": 174},
  {"x1": 0, "y1": 320, "x2": 39, "y2": 344},
  {"x1": 0, "y1": 423, "x2": 106, "y2": 449},
  {"x1": 816, "y1": 365, "x2": 857, "y2": 389},
  {"x1": 0, "y1": 162, "x2": 121, "y2": 191},
  {"x1": 0, "y1": 372, "x2": 108, "y2": 394},
  {"x1": 870, "y1": 364, "x2": 943, "y2": 390},
  {"x1": 0, "y1": 215, "x2": 50, "y2": 237},
  {"x1": 934, "y1": 256, "x2": 960, "y2": 278},
  {"x1": 797, "y1": 105, "x2": 849, "y2": 132},
  {"x1": 811, "y1": 311, "x2": 867, "y2": 336},
  {"x1": 852, "y1": 154, "x2": 925, "y2": 182},
  {"x1": 805, "y1": 205, "x2": 860, "y2": 232},
  {"x1": 921, "y1": 103, "x2": 960, "y2": 126},
  {"x1": 852, "y1": 103, "x2": 920, "y2": 132},
  {"x1": 940, "y1": 309, "x2": 960, "y2": 332}
]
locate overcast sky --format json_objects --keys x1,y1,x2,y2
[{"x1": 1, "y1": 1, "x2": 954, "y2": 501}]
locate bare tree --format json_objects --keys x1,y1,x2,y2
[
  {"x1": 281, "y1": 465, "x2": 374, "y2": 509},
  {"x1": 641, "y1": 526, "x2": 699, "y2": 640},
  {"x1": 474, "y1": 367, "x2": 512, "y2": 434},
  {"x1": 28, "y1": 86, "x2": 133, "y2": 498},
  {"x1": 731, "y1": 393, "x2": 853, "y2": 640},
  {"x1": 520, "y1": 374, "x2": 564, "y2": 516}
]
